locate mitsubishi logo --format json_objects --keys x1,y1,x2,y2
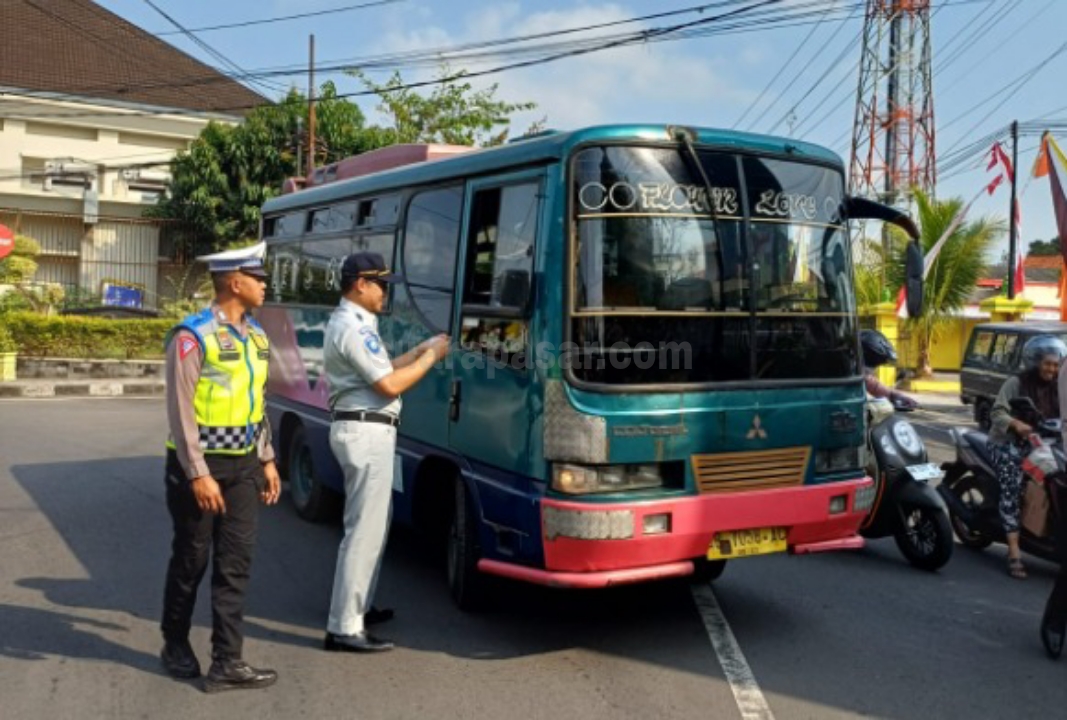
[{"x1": 746, "y1": 414, "x2": 767, "y2": 440}]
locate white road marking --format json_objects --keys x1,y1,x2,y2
[{"x1": 692, "y1": 583, "x2": 776, "y2": 720}]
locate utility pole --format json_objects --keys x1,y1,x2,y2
[
  {"x1": 1008, "y1": 119, "x2": 1020, "y2": 299},
  {"x1": 307, "y1": 34, "x2": 316, "y2": 179},
  {"x1": 294, "y1": 116, "x2": 303, "y2": 180}
]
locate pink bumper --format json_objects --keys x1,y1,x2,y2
[{"x1": 477, "y1": 478, "x2": 871, "y2": 589}]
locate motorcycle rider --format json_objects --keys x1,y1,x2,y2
[
  {"x1": 860, "y1": 329, "x2": 917, "y2": 409},
  {"x1": 988, "y1": 335, "x2": 1067, "y2": 579}
]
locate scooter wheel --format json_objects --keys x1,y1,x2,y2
[
  {"x1": 895, "y1": 506, "x2": 954, "y2": 571},
  {"x1": 947, "y1": 473, "x2": 995, "y2": 550}
]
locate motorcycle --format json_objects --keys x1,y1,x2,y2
[
  {"x1": 861, "y1": 393, "x2": 955, "y2": 571},
  {"x1": 938, "y1": 397, "x2": 1064, "y2": 563}
]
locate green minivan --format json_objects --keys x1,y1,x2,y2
[{"x1": 960, "y1": 321, "x2": 1067, "y2": 430}]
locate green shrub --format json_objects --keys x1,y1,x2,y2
[
  {"x1": 3, "y1": 312, "x2": 172, "y2": 359},
  {"x1": 0, "y1": 325, "x2": 16, "y2": 353},
  {"x1": 0, "y1": 291, "x2": 34, "y2": 315}
]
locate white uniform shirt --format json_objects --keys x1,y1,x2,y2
[{"x1": 324, "y1": 298, "x2": 402, "y2": 416}]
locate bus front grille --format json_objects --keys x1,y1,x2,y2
[{"x1": 690, "y1": 447, "x2": 811, "y2": 494}]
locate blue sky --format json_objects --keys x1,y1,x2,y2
[{"x1": 98, "y1": 0, "x2": 1067, "y2": 258}]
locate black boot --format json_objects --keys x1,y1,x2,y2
[
  {"x1": 1041, "y1": 610, "x2": 1065, "y2": 660},
  {"x1": 160, "y1": 640, "x2": 201, "y2": 679},
  {"x1": 203, "y1": 658, "x2": 278, "y2": 693}
]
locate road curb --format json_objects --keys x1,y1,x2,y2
[{"x1": 0, "y1": 381, "x2": 166, "y2": 398}]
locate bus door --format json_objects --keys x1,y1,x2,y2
[{"x1": 449, "y1": 171, "x2": 544, "y2": 479}]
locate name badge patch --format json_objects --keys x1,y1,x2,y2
[{"x1": 216, "y1": 329, "x2": 236, "y2": 351}]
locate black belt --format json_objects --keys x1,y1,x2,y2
[{"x1": 332, "y1": 410, "x2": 400, "y2": 427}]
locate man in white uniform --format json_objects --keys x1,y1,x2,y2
[{"x1": 322, "y1": 251, "x2": 449, "y2": 653}]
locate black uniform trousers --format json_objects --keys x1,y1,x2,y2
[
  {"x1": 1045, "y1": 479, "x2": 1067, "y2": 629},
  {"x1": 161, "y1": 449, "x2": 262, "y2": 660}
]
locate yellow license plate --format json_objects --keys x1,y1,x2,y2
[{"x1": 708, "y1": 527, "x2": 789, "y2": 560}]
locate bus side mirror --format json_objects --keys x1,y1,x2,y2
[
  {"x1": 845, "y1": 196, "x2": 923, "y2": 317},
  {"x1": 905, "y1": 240, "x2": 924, "y2": 318}
]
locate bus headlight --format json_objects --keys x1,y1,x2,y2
[
  {"x1": 552, "y1": 463, "x2": 670, "y2": 494},
  {"x1": 815, "y1": 446, "x2": 862, "y2": 473}
]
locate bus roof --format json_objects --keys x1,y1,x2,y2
[{"x1": 261, "y1": 124, "x2": 844, "y2": 216}]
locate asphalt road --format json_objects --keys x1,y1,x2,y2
[{"x1": 2, "y1": 398, "x2": 1066, "y2": 720}]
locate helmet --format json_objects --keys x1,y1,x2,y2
[
  {"x1": 1020, "y1": 335, "x2": 1067, "y2": 372},
  {"x1": 860, "y1": 329, "x2": 897, "y2": 369}
]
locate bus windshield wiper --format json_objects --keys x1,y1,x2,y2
[{"x1": 672, "y1": 126, "x2": 724, "y2": 310}]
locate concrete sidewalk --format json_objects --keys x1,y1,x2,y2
[{"x1": 0, "y1": 378, "x2": 165, "y2": 398}]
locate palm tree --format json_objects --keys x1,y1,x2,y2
[{"x1": 884, "y1": 189, "x2": 1005, "y2": 376}]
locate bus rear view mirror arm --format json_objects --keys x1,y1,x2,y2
[{"x1": 845, "y1": 196, "x2": 920, "y2": 241}]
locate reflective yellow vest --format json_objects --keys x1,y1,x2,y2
[{"x1": 165, "y1": 308, "x2": 270, "y2": 455}]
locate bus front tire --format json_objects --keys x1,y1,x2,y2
[
  {"x1": 692, "y1": 558, "x2": 727, "y2": 583},
  {"x1": 287, "y1": 423, "x2": 332, "y2": 522},
  {"x1": 447, "y1": 477, "x2": 487, "y2": 611}
]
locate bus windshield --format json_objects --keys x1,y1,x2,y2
[{"x1": 571, "y1": 145, "x2": 857, "y2": 386}]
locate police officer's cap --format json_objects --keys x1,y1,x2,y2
[
  {"x1": 341, "y1": 252, "x2": 402, "y2": 284},
  {"x1": 197, "y1": 242, "x2": 268, "y2": 279}
]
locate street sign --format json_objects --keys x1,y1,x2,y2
[{"x1": 0, "y1": 223, "x2": 13, "y2": 261}]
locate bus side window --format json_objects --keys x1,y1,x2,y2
[
  {"x1": 460, "y1": 182, "x2": 539, "y2": 369},
  {"x1": 402, "y1": 186, "x2": 464, "y2": 333}
]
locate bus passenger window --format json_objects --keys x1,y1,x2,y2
[
  {"x1": 464, "y1": 183, "x2": 538, "y2": 310},
  {"x1": 459, "y1": 181, "x2": 540, "y2": 370},
  {"x1": 402, "y1": 186, "x2": 464, "y2": 333}
]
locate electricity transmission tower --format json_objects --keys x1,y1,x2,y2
[{"x1": 849, "y1": 0, "x2": 936, "y2": 210}]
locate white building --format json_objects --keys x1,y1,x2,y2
[{"x1": 0, "y1": 0, "x2": 266, "y2": 309}]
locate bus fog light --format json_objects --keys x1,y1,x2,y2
[
  {"x1": 643, "y1": 513, "x2": 671, "y2": 535},
  {"x1": 854, "y1": 484, "x2": 877, "y2": 512},
  {"x1": 543, "y1": 506, "x2": 634, "y2": 540},
  {"x1": 828, "y1": 495, "x2": 847, "y2": 515}
]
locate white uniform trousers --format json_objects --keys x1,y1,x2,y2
[{"x1": 326, "y1": 420, "x2": 396, "y2": 636}]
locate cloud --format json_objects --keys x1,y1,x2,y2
[{"x1": 361, "y1": 1, "x2": 751, "y2": 133}]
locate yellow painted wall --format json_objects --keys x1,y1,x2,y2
[{"x1": 896, "y1": 317, "x2": 985, "y2": 371}]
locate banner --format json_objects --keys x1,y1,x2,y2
[
  {"x1": 0, "y1": 224, "x2": 13, "y2": 261},
  {"x1": 1033, "y1": 133, "x2": 1067, "y2": 320}
]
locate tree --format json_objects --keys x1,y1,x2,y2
[
  {"x1": 153, "y1": 71, "x2": 539, "y2": 252},
  {"x1": 150, "y1": 81, "x2": 385, "y2": 250},
  {"x1": 353, "y1": 65, "x2": 538, "y2": 147},
  {"x1": 0, "y1": 234, "x2": 41, "y2": 284},
  {"x1": 886, "y1": 189, "x2": 1005, "y2": 376},
  {"x1": 0, "y1": 234, "x2": 66, "y2": 315},
  {"x1": 1028, "y1": 237, "x2": 1061, "y2": 256}
]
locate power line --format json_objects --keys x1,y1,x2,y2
[
  {"x1": 4, "y1": 0, "x2": 803, "y2": 120},
  {"x1": 139, "y1": 0, "x2": 287, "y2": 96},
  {"x1": 940, "y1": 38, "x2": 1067, "y2": 156},
  {"x1": 731, "y1": 0, "x2": 840, "y2": 129},
  {"x1": 153, "y1": 0, "x2": 406, "y2": 36},
  {"x1": 10, "y1": 0, "x2": 779, "y2": 107},
  {"x1": 764, "y1": 10, "x2": 863, "y2": 135},
  {"x1": 6, "y1": 0, "x2": 990, "y2": 123}
]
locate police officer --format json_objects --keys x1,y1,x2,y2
[
  {"x1": 1041, "y1": 359, "x2": 1067, "y2": 658},
  {"x1": 160, "y1": 243, "x2": 280, "y2": 692},
  {"x1": 322, "y1": 251, "x2": 449, "y2": 653}
]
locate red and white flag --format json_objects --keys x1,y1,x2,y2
[{"x1": 988, "y1": 141, "x2": 1025, "y2": 294}]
